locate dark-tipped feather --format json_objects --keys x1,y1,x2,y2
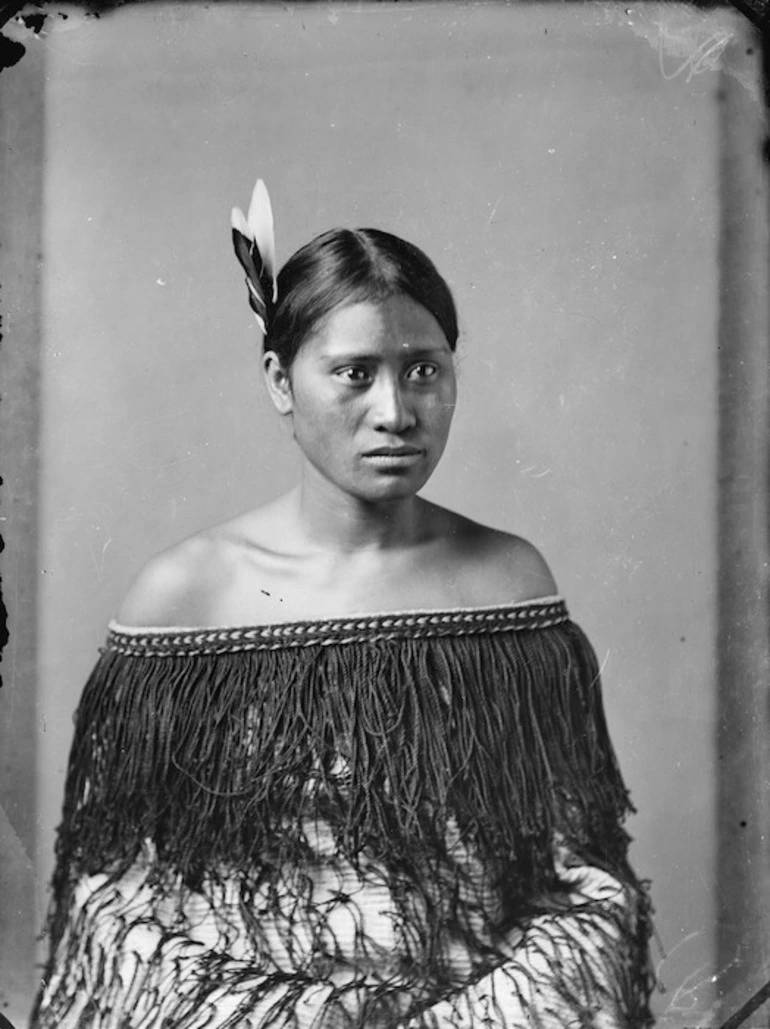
[{"x1": 231, "y1": 179, "x2": 277, "y2": 335}]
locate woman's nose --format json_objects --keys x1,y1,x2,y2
[{"x1": 371, "y1": 378, "x2": 416, "y2": 433}]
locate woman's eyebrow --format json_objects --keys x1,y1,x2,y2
[
  {"x1": 317, "y1": 350, "x2": 378, "y2": 367},
  {"x1": 401, "y1": 346, "x2": 450, "y2": 359},
  {"x1": 321, "y1": 345, "x2": 448, "y2": 363}
]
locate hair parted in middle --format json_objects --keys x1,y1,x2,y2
[
  {"x1": 231, "y1": 182, "x2": 458, "y2": 370},
  {"x1": 265, "y1": 227, "x2": 459, "y2": 369}
]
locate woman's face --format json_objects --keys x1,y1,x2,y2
[{"x1": 267, "y1": 294, "x2": 457, "y2": 504}]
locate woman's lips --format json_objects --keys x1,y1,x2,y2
[
  {"x1": 361, "y1": 446, "x2": 423, "y2": 467},
  {"x1": 363, "y1": 446, "x2": 422, "y2": 457}
]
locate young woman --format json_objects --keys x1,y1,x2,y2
[{"x1": 33, "y1": 182, "x2": 654, "y2": 1028}]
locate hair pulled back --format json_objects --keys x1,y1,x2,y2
[{"x1": 265, "y1": 229, "x2": 458, "y2": 368}]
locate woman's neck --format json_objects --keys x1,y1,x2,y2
[{"x1": 289, "y1": 468, "x2": 433, "y2": 554}]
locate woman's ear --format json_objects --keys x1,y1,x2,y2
[{"x1": 263, "y1": 351, "x2": 293, "y2": 415}]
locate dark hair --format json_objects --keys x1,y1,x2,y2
[{"x1": 264, "y1": 228, "x2": 458, "y2": 368}]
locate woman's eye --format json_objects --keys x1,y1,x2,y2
[
  {"x1": 408, "y1": 363, "x2": 438, "y2": 381},
  {"x1": 337, "y1": 367, "x2": 370, "y2": 384}
]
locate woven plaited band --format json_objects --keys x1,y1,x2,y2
[{"x1": 106, "y1": 599, "x2": 569, "y2": 657}]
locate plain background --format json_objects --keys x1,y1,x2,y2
[{"x1": 1, "y1": 2, "x2": 765, "y2": 1025}]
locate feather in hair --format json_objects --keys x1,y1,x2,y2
[
  {"x1": 231, "y1": 179, "x2": 277, "y2": 335},
  {"x1": 247, "y1": 180, "x2": 277, "y2": 302}
]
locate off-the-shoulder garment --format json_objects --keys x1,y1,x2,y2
[{"x1": 32, "y1": 599, "x2": 654, "y2": 1028}]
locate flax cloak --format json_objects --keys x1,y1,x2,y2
[{"x1": 33, "y1": 598, "x2": 655, "y2": 1029}]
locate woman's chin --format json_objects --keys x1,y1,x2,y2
[
  {"x1": 303, "y1": 456, "x2": 438, "y2": 505},
  {"x1": 354, "y1": 480, "x2": 425, "y2": 505},
  {"x1": 350, "y1": 470, "x2": 433, "y2": 504}
]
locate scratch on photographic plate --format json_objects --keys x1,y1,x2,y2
[
  {"x1": 598, "y1": 1, "x2": 759, "y2": 103},
  {"x1": 87, "y1": 533, "x2": 113, "y2": 584}
]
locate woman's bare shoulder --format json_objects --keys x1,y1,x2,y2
[
  {"x1": 486, "y1": 529, "x2": 559, "y2": 601},
  {"x1": 115, "y1": 497, "x2": 296, "y2": 628},
  {"x1": 438, "y1": 508, "x2": 559, "y2": 605},
  {"x1": 115, "y1": 533, "x2": 233, "y2": 628}
]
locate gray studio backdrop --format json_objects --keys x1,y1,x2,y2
[{"x1": 1, "y1": 2, "x2": 767, "y2": 1027}]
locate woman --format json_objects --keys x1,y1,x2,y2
[{"x1": 33, "y1": 181, "x2": 654, "y2": 1028}]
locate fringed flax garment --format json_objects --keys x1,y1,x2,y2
[{"x1": 32, "y1": 598, "x2": 654, "y2": 1029}]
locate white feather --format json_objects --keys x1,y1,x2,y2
[
  {"x1": 246, "y1": 179, "x2": 277, "y2": 301},
  {"x1": 230, "y1": 206, "x2": 253, "y2": 240}
]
